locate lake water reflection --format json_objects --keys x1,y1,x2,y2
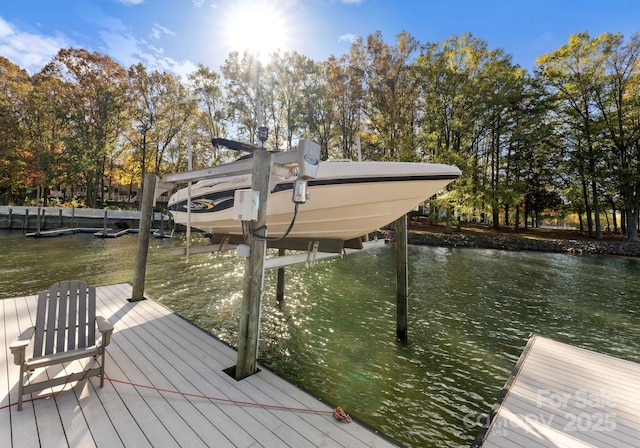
[{"x1": 2, "y1": 230, "x2": 639, "y2": 447}]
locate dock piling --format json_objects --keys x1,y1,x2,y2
[
  {"x1": 131, "y1": 173, "x2": 156, "y2": 301},
  {"x1": 276, "y1": 248, "x2": 286, "y2": 304},
  {"x1": 102, "y1": 209, "x2": 108, "y2": 236},
  {"x1": 395, "y1": 214, "x2": 409, "y2": 342},
  {"x1": 236, "y1": 148, "x2": 272, "y2": 380}
]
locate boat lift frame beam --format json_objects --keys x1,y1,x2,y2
[
  {"x1": 263, "y1": 239, "x2": 386, "y2": 270},
  {"x1": 160, "y1": 150, "x2": 300, "y2": 186}
]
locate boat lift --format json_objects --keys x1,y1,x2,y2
[{"x1": 151, "y1": 139, "x2": 408, "y2": 380}]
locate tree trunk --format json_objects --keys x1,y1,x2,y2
[
  {"x1": 628, "y1": 209, "x2": 639, "y2": 242},
  {"x1": 492, "y1": 206, "x2": 500, "y2": 230},
  {"x1": 591, "y1": 180, "x2": 602, "y2": 239},
  {"x1": 581, "y1": 177, "x2": 593, "y2": 236},
  {"x1": 578, "y1": 213, "x2": 584, "y2": 232},
  {"x1": 626, "y1": 189, "x2": 640, "y2": 241}
]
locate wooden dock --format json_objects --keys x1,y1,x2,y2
[
  {"x1": 473, "y1": 333, "x2": 640, "y2": 447},
  {"x1": 1, "y1": 283, "x2": 399, "y2": 448}
]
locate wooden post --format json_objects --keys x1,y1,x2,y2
[
  {"x1": 24, "y1": 209, "x2": 29, "y2": 232},
  {"x1": 395, "y1": 213, "x2": 409, "y2": 342},
  {"x1": 159, "y1": 213, "x2": 165, "y2": 237},
  {"x1": 58, "y1": 209, "x2": 63, "y2": 228},
  {"x1": 102, "y1": 209, "x2": 108, "y2": 237},
  {"x1": 8, "y1": 208, "x2": 12, "y2": 229},
  {"x1": 276, "y1": 248, "x2": 286, "y2": 304},
  {"x1": 131, "y1": 173, "x2": 156, "y2": 302},
  {"x1": 36, "y1": 187, "x2": 41, "y2": 236},
  {"x1": 236, "y1": 149, "x2": 272, "y2": 380},
  {"x1": 71, "y1": 207, "x2": 75, "y2": 227}
]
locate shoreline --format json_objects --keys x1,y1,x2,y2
[{"x1": 405, "y1": 228, "x2": 640, "y2": 257}]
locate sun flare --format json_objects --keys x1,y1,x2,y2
[{"x1": 222, "y1": 0, "x2": 291, "y2": 61}]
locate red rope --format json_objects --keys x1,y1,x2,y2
[
  {"x1": 99, "y1": 375, "x2": 351, "y2": 422},
  {"x1": 1, "y1": 371, "x2": 352, "y2": 424}
]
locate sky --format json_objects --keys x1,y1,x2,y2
[{"x1": 1, "y1": 0, "x2": 640, "y2": 79}]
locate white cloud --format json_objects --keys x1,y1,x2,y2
[
  {"x1": 0, "y1": 17, "x2": 13, "y2": 37},
  {"x1": 97, "y1": 19, "x2": 196, "y2": 79},
  {"x1": 116, "y1": 0, "x2": 145, "y2": 5},
  {"x1": 338, "y1": 33, "x2": 358, "y2": 44},
  {"x1": 150, "y1": 24, "x2": 176, "y2": 41},
  {"x1": 0, "y1": 11, "x2": 198, "y2": 80},
  {"x1": 0, "y1": 16, "x2": 70, "y2": 74}
]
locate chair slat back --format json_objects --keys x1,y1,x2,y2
[{"x1": 32, "y1": 281, "x2": 97, "y2": 358}]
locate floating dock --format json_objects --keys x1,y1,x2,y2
[
  {"x1": 25, "y1": 227, "x2": 106, "y2": 237},
  {"x1": 24, "y1": 228, "x2": 166, "y2": 238},
  {"x1": 1, "y1": 283, "x2": 399, "y2": 447},
  {"x1": 473, "y1": 333, "x2": 640, "y2": 447}
]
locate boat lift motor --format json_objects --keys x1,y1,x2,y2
[{"x1": 292, "y1": 140, "x2": 320, "y2": 204}]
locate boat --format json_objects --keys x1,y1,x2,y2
[{"x1": 167, "y1": 158, "x2": 461, "y2": 249}]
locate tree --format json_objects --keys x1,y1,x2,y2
[
  {"x1": 591, "y1": 32, "x2": 640, "y2": 241},
  {"x1": 536, "y1": 32, "x2": 607, "y2": 239},
  {"x1": 300, "y1": 60, "x2": 335, "y2": 160},
  {"x1": 126, "y1": 63, "x2": 196, "y2": 188},
  {"x1": 474, "y1": 52, "x2": 527, "y2": 228},
  {"x1": 354, "y1": 31, "x2": 419, "y2": 161},
  {"x1": 414, "y1": 34, "x2": 508, "y2": 221},
  {"x1": 18, "y1": 71, "x2": 70, "y2": 205},
  {"x1": 0, "y1": 57, "x2": 29, "y2": 203},
  {"x1": 325, "y1": 52, "x2": 363, "y2": 159},
  {"x1": 188, "y1": 64, "x2": 229, "y2": 167},
  {"x1": 266, "y1": 51, "x2": 314, "y2": 150},
  {"x1": 41, "y1": 48, "x2": 130, "y2": 208},
  {"x1": 221, "y1": 51, "x2": 262, "y2": 146}
]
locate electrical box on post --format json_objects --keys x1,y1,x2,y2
[
  {"x1": 297, "y1": 140, "x2": 320, "y2": 179},
  {"x1": 233, "y1": 189, "x2": 259, "y2": 221}
]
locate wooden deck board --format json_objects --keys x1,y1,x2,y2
[
  {"x1": 1, "y1": 299, "x2": 14, "y2": 448},
  {"x1": 1, "y1": 282, "x2": 399, "y2": 448},
  {"x1": 95, "y1": 289, "x2": 275, "y2": 447},
  {"x1": 475, "y1": 334, "x2": 640, "y2": 448}
]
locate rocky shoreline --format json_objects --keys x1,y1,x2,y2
[{"x1": 405, "y1": 231, "x2": 640, "y2": 257}]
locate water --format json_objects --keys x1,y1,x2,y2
[{"x1": 2, "y1": 230, "x2": 640, "y2": 447}]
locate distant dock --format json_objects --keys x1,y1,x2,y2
[
  {"x1": 24, "y1": 227, "x2": 169, "y2": 238},
  {"x1": 1, "y1": 283, "x2": 399, "y2": 448},
  {"x1": 0, "y1": 206, "x2": 172, "y2": 236},
  {"x1": 473, "y1": 333, "x2": 640, "y2": 447}
]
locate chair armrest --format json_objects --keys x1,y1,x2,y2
[
  {"x1": 96, "y1": 316, "x2": 114, "y2": 347},
  {"x1": 9, "y1": 326, "x2": 35, "y2": 365}
]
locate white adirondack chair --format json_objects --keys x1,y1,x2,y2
[{"x1": 9, "y1": 280, "x2": 114, "y2": 410}]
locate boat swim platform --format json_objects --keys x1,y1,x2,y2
[
  {"x1": 1, "y1": 283, "x2": 400, "y2": 448},
  {"x1": 472, "y1": 333, "x2": 640, "y2": 447}
]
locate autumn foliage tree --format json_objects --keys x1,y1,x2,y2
[
  {"x1": 0, "y1": 57, "x2": 30, "y2": 203},
  {"x1": 39, "y1": 48, "x2": 130, "y2": 208},
  {"x1": 2, "y1": 31, "x2": 640, "y2": 240}
]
